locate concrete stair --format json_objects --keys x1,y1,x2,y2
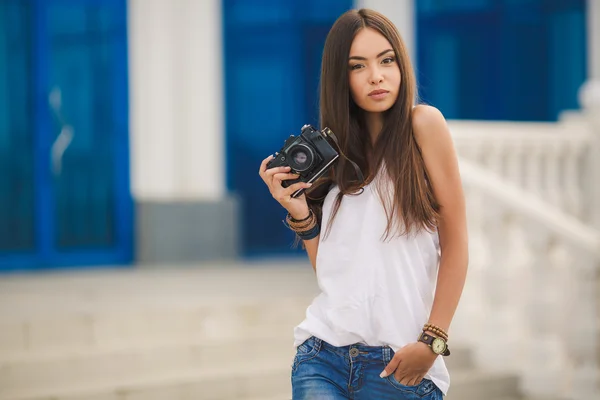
[{"x1": 0, "y1": 263, "x2": 531, "y2": 400}]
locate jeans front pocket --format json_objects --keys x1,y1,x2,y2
[
  {"x1": 385, "y1": 376, "x2": 439, "y2": 398},
  {"x1": 291, "y1": 336, "x2": 322, "y2": 373}
]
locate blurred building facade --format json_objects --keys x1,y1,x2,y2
[{"x1": 0, "y1": 0, "x2": 593, "y2": 270}]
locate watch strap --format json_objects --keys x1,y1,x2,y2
[{"x1": 418, "y1": 332, "x2": 451, "y2": 356}]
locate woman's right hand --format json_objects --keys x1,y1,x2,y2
[{"x1": 259, "y1": 155, "x2": 312, "y2": 220}]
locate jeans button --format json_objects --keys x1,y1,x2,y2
[{"x1": 349, "y1": 348, "x2": 359, "y2": 357}]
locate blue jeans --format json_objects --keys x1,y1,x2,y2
[{"x1": 291, "y1": 336, "x2": 443, "y2": 399}]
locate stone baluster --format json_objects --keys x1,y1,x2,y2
[
  {"x1": 505, "y1": 142, "x2": 524, "y2": 188},
  {"x1": 483, "y1": 141, "x2": 505, "y2": 179},
  {"x1": 520, "y1": 227, "x2": 566, "y2": 396},
  {"x1": 453, "y1": 182, "x2": 489, "y2": 346},
  {"x1": 561, "y1": 251, "x2": 599, "y2": 399},
  {"x1": 524, "y1": 145, "x2": 543, "y2": 200},
  {"x1": 579, "y1": 81, "x2": 600, "y2": 232},
  {"x1": 542, "y1": 143, "x2": 563, "y2": 210},
  {"x1": 501, "y1": 208, "x2": 534, "y2": 370},
  {"x1": 475, "y1": 199, "x2": 517, "y2": 371},
  {"x1": 578, "y1": 67, "x2": 600, "y2": 398},
  {"x1": 562, "y1": 141, "x2": 584, "y2": 218}
]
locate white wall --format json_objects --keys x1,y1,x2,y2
[
  {"x1": 356, "y1": 0, "x2": 415, "y2": 64},
  {"x1": 128, "y1": 0, "x2": 224, "y2": 202}
]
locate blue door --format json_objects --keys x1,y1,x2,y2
[
  {"x1": 0, "y1": 0, "x2": 132, "y2": 270},
  {"x1": 223, "y1": 0, "x2": 353, "y2": 257}
]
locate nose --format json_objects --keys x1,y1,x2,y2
[{"x1": 369, "y1": 67, "x2": 383, "y2": 85}]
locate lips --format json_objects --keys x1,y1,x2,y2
[{"x1": 368, "y1": 89, "x2": 389, "y2": 96}]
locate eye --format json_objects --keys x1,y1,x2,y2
[
  {"x1": 349, "y1": 64, "x2": 363, "y2": 70},
  {"x1": 382, "y1": 57, "x2": 396, "y2": 64}
]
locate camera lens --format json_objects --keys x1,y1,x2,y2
[{"x1": 288, "y1": 144, "x2": 314, "y2": 172}]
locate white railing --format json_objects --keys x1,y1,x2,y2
[
  {"x1": 449, "y1": 112, "x2": 598, "y2": 224},
  {"x1": 453, "y1": 158, "x2": 600, "y2": 399}
]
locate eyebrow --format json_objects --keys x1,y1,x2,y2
[{"x1": 348, "y1": 49, "x2": 394, "y2": 61}]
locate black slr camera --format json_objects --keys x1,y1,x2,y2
[{"x1": 267, "y1": 124, "x2": 340, "y2": 198}]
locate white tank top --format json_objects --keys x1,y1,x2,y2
[{"x1": 293, "y1": 170, "x2": 450, "y2": 395}]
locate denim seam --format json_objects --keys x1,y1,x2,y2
[
  {"x1": 385, "y1": 377, "x2": 435, "y2": 397},
  {"x1": 292, "y1": 337, "x2": 322, "y2": 373}
]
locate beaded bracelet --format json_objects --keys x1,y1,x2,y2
[{"x1": 423, "y1": 323, "x2": 449, "y2": 341}]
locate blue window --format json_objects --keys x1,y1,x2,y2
[
  {"x1": 416, "y1": 0, "x2": 587, "y2": 121},
  {"x1": 0, "y1": 0, "x2": 132, "y2": 270}
]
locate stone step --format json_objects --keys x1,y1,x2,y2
[
  {"x1": 0, "y1": 265, "x2": 319, "y2": 358},
  {"x1": 0, "y1": 298, "x2": 311, "y2": 358},
  {"x1": 5, "y1": 360, "x2": 291, "y2": 400},
  {"x1": 0, "y1": 334, "x2": 295, "y2": 399},
  {"x1": 0, "y1": 266, "x2": 521, "y2": 400},
  {"x1": 5, "y1": 367, "x2": 521, "y2": 400},
  {"x1": 0, "y1": 329, "x2": 477, "y2": 399},
  {"x1": 242, "y1": 395, "x2": 291, "y2": 400}
]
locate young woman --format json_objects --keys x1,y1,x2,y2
[{"x1": 258, "y1": 8, "x2": 468, "y2": 400}]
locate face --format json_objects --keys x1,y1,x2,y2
[{"x1": 348, "y1": 27, "x2": 401, "y2": 114}]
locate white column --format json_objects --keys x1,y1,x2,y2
[
  {"x1": 355, "y1": 0, "x2": 415, "y2": 64},
  {"x1": 588, "y1": 0, "x2": 600, "y2": 81},
  {"x1": 579, "y1": 7, "x2": 600, "y2": 387},
  {"x1": 579, "y1": 1, "x2": 600, "y2": 230},
  {"x1": 128, "y1": 0, "x2": 225, "y2": 202}
]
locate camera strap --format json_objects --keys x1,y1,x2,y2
[{"x1": 324, "y1": 129, "x2": 365, "y2": 184}]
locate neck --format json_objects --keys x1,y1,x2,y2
[{"x1": 365, "y1": 112, "x2": 384, "y2": 145}]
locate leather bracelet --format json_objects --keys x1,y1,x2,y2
[
  {"x1": 296, "y1": 223, "x2": 320, "y2": 240},
  {"x1": 285, "y1": 210, "x2": 316, "y2": 232},
  {"x1": 289, "y1": 211, "x2": 312, "y2": 223}
]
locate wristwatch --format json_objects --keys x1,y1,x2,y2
[{"x1": 418, "y1": 332, "x2": 451, "y2": 356}]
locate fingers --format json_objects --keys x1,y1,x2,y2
[
  {"x1": 271, "y1": 181, "x2": 311, "y2": 204},
  {"x1": 412, "y1": 376, "x2": 424, "y2": 386},
  {"x1": 258, "y1": 155, "x2": 274, "y2": 176},
  {"x1": 401, "y1": 375, "x2": 422, "y2": 386},
  {"x1": 263, "y1": 167, "x2": 292, "y2": 186},
  {"x1": 281, "y1": 181, "x2": 312, "y2": 198},
  {"x1": 265, "y1": 166, "x2": 291, "y2": 177},
  {"x1": 272, "y1": 172, "x2": 300, "y2": 182},
  {"x1": 380, "y1": 356, "x2": 400, "y2": 378},
  {"x1": 259, "y1": 155, "x2": 292, "y2": 187}
]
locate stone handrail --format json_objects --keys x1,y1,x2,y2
[
  {"x1": 448, "y1": 114, "x2": 596, "y2": 223},
  {"x1": 454, "y1": 158, "x2": 600, "y2": 399}
]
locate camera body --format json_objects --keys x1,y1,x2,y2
[{"x1": 267, "y1": 125, "x2": 340, "y2": 198}]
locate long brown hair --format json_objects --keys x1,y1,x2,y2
[{"x1": 305, "y1": 8, "x2": 440, "y2": 240}]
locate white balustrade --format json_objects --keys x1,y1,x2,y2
[
  {"x1": 442, "y1": 60, "x2": 600, "y2": 400},
  {"x1": 456, "y1": 158, "x2": 600, "y2": 399},
  {"x1": 448, "y1": 115, "x2": 594, "y2": 223}
]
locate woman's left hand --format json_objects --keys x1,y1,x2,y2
[{"x1": 380, "y1": 341, "x2": 437, "y2": 386}]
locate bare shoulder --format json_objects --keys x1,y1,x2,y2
[{"x1": 411, "y1": 104, "x2": 451, "y2": 148}]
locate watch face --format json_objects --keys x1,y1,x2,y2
[{"x1": 431, "y1": 338, "x2": 446, "y2": 354}]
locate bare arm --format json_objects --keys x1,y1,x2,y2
[
  {"x1": 302, "y1": 235, "x2": 319, "y2": 272},
  {"x1": 288, "y1": 208, "x2": 319, "y2": 272},
  {"x1": 413, "y1": 105, "x2": 469, "y2": 335}
]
